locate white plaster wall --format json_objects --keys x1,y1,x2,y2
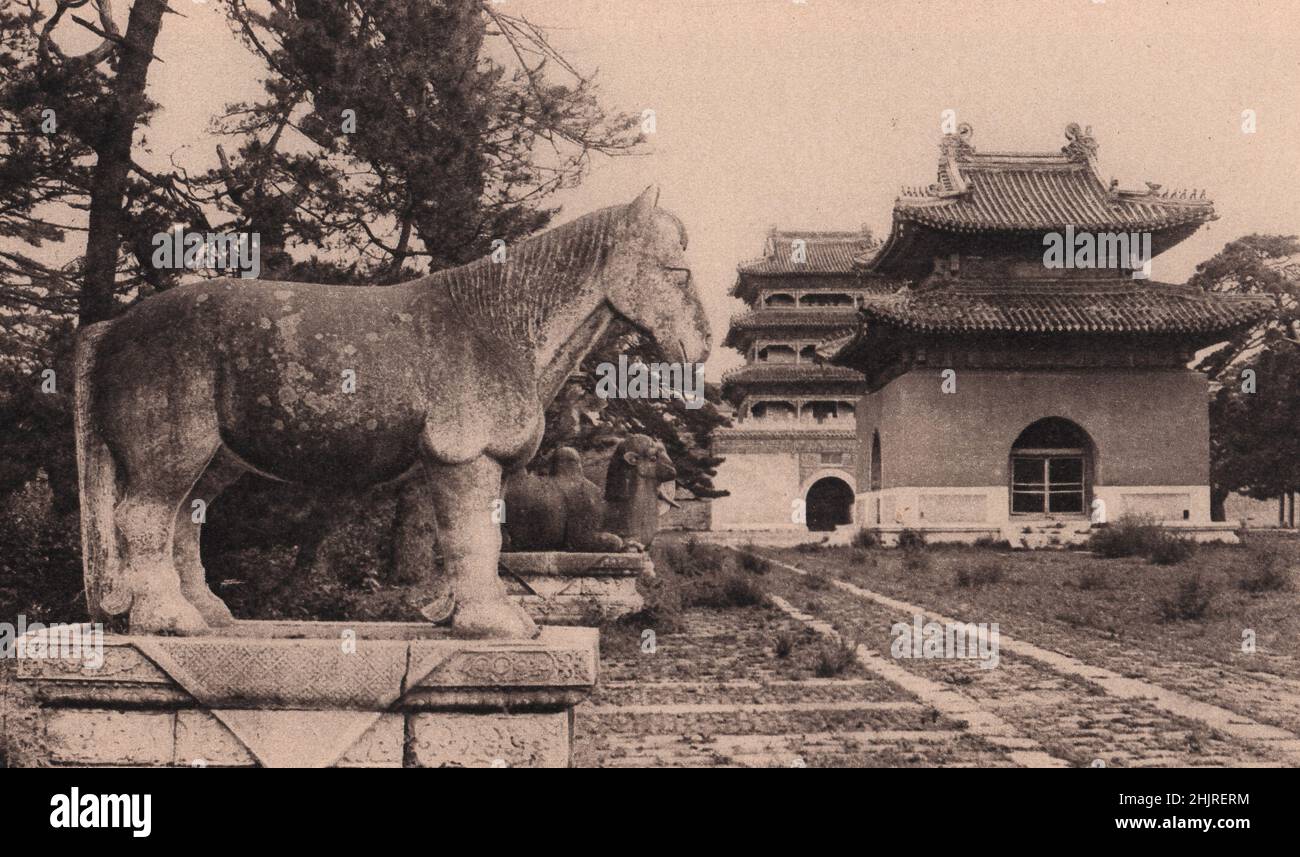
[
  {"x1": 1093, "y1": 485, "x2": 1211, "y2": 525},
  {"x1": 855, "y1": 484, "x2": 1214, "y2": 528},
  {"x1": 710, "y1": 453, "x2": 803, "y2": 530}
]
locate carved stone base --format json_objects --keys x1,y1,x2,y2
[
  {"x1": 500, "y1": 551, "x2": 650, "y2": 624},
  {"x1": 0, "y1": 622, "x2": 597, "y2": 768}
]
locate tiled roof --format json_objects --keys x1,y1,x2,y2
[
  {"x1": 723, "y1": 308, "x2": 861, "y2": 349},
  {"x1": 889, "y1": 123, "x2": 1215, "y2": 234},
  {"x1": 728, "y1": 308, "x2": 861, "y2": 330},
  {"x1": 721, "y1": 363, "x2": 865, "y2": 385},
  {"x1": 737, "y1": 230, "x2": 876, "y2": 276},
  {"x1": 852, "y1": 282, "x2": 1273, "y2": 335}
]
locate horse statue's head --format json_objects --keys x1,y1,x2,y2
[{"x1": 603, "y1": 187, "x2": 711, "y2": 367}]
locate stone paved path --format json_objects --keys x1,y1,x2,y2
[
  {"x1": 758, "y1": 552, "x2": 1298, "y2": 767},
  {"x1": 573, "y1": 549, "x2": 1299, "y2": 767},
  {"x1": 573, "y1": 608, "x2": 1018, "y2": 767}
]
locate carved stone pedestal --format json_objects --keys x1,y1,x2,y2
[
  {"x1": 0, "y1": 622, "x2": 597, "y2": 768},
  {"x1": 500, "y1": 551, "x2": 650, "y2": 624}
]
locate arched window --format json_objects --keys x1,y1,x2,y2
[
  {"x1": 1010, "y1": 418, "x2": 1093, "y2": 515},
  {"x1": 870, "y1": 430, "x2": 882, "y2": 492},
  {"x1": 765, "y1": 293, "x2": 796, "y2": 307}
]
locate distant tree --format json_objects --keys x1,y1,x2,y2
[
  {"x1": 1191, "y1": 235, "x2": 1300, "y2": 520},
  {"x1": 1191, "y1": 234, "x2": 1300, "y2": 378},
  {"x1": 1209, "y1": 345, "x2": 1300, "y2": 522}
]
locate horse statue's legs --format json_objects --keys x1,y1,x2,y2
[
  {"x1": 172, "y1": 447, "x2": 244, "y2": 626},
  {"x1": 422, "y1": 452, "x2": 538, "y2": 639},
  {"x1": 114, "y1": 445, "x2": 214, "y2": 635}
]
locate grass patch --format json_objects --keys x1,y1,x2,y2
[
  {"x1": 955, "y1": 560, "x2": 1004, "y2": 588},
  {"x1": 896, "y1": 529, "x2": 926, "y2": 550},
  {"x1": 764, "y1": 537, "x2": 1300, "y2": 679},
  {"x1": 1087, "y1": 514, "x2": 1195, "y2": 565},
  {"x1": 737, "y1": 547, "x2": 771, "y2": 575},
  {"x1": 814, "y1": 637, "x2": 858, "y2": 677},
  {"x1": 851, "y1": 528, "x2": 881, "y2": 549},
  {"x1": 1149, "y1": 534, "x2": 1195, "y2": 566},
  {"x1": 1235, "y1": 542, "x2": 1292, "y2": 593},
  {"x1": 902, "y1": 546, "x2": 932, "y2": 573},
  {"x1": 774, "y1": 631, "x2": 796, "y2": 659},
  {"x1": 685, "y1": 572, "x2": 767, "y2": 610},
  {"x1": 1157, "y1": 574, "x2": 1214, "y2": 622},
  {"x1": 659, "y1": 537, "x2": 730, "y2": 576},
  {"x1": 1077, "y1": 568, "x2": 1111, "y2": 590}
]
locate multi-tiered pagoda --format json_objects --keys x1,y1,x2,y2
[{"x1": 710, "y1": 229, "x2": 898, "y2": 531}]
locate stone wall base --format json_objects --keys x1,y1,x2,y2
[{"x1": 1, "y1": 621, "x2": 597, "y2": 768}]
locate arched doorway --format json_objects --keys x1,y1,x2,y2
[
  {"x1": 1010, "y1": 417, "x2": 1094, "y2": 515},
  {"x1": 805, "y1": 477, "x2": 854, "y2": 531}
]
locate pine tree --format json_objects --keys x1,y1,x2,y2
[{"x1": 1191, "y1": 234, "x2": 1300, "y2": 520}]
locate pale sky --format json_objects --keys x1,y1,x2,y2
[{"x1": 48, "y1": 0, "x2": 1300, "y2": 376}]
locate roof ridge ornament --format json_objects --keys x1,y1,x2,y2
[
  {"x1": 927, "y1": 122, "x2": 974, "y2": 197},
  {"x1": 1061, "y1": 122, "x2": 1099, "y2": 162}
]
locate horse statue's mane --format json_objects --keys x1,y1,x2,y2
[
  {"x1": 435, "y1": 204, "x2": 625, "y2": 347},
  {"x1": 433, "y1": 201, "x2": 689, "y2": 348}
]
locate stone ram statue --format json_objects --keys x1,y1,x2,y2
[
  {"x1": 73, "y1": 187, "x2": 710, "y2": 639},
  {"x1": 501, "y1": 434, "x2": 676, "y2": 553},
  {"x1": 602, "y1": 434, "x2": 677, "y2": 549}
]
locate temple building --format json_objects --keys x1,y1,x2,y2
[
  {"x1": 709, "y1": 229, "x2": 896, "y2": 531},
  {"x1": 711, "y1": 123, "x2": 1272, "y2": 543}
]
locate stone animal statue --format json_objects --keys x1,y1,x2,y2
[
  {"x1": 603, "y1": 434, "x2": 676, "y2": 549},
  {"x1": 502, "y1": 448, "x2": 626, "y2": 552},
  {"x1": 73, "y1": 186, "x2": 710, "y2": 639}
]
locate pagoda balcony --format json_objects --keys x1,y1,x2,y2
[
  {"x1": 724, "y1": 413, "x2": 859, "y2": 432},
  {"x1": 720, "y1": 362, "x2": 865, "y2": 385}
]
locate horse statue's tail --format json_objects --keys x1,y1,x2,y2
[{"x1": 74, "y1": 321, "x2": 130, "y2": 621}]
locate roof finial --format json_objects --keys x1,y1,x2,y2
[
  {"x1": 1062, "y1": 123, "x2": 1099, "y2": 161},
  {"x1": 940, "y1": 122, "x2": 976, "y2": 159}
]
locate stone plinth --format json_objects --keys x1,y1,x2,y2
[
  {"x1": 0, "y1": 622, "x2": 597, "y2": 768},
  {"x1": 500, "y1": 552, "x2": 650, "y2": 624}
]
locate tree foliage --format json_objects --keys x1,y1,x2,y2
[
  {"x1": 1191, "y1": 235, "x2": 1300, "y2": 516},
  {"x1": 1191, "y1": 233, "x2": 1300, "y2": 378},
  {"x1": 539, "y1": 324, "x2": 731, "y2": 500}
]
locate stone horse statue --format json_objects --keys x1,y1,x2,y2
[{"x1": 74, "y1": 187, "x2": 710, "y2": 639}]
